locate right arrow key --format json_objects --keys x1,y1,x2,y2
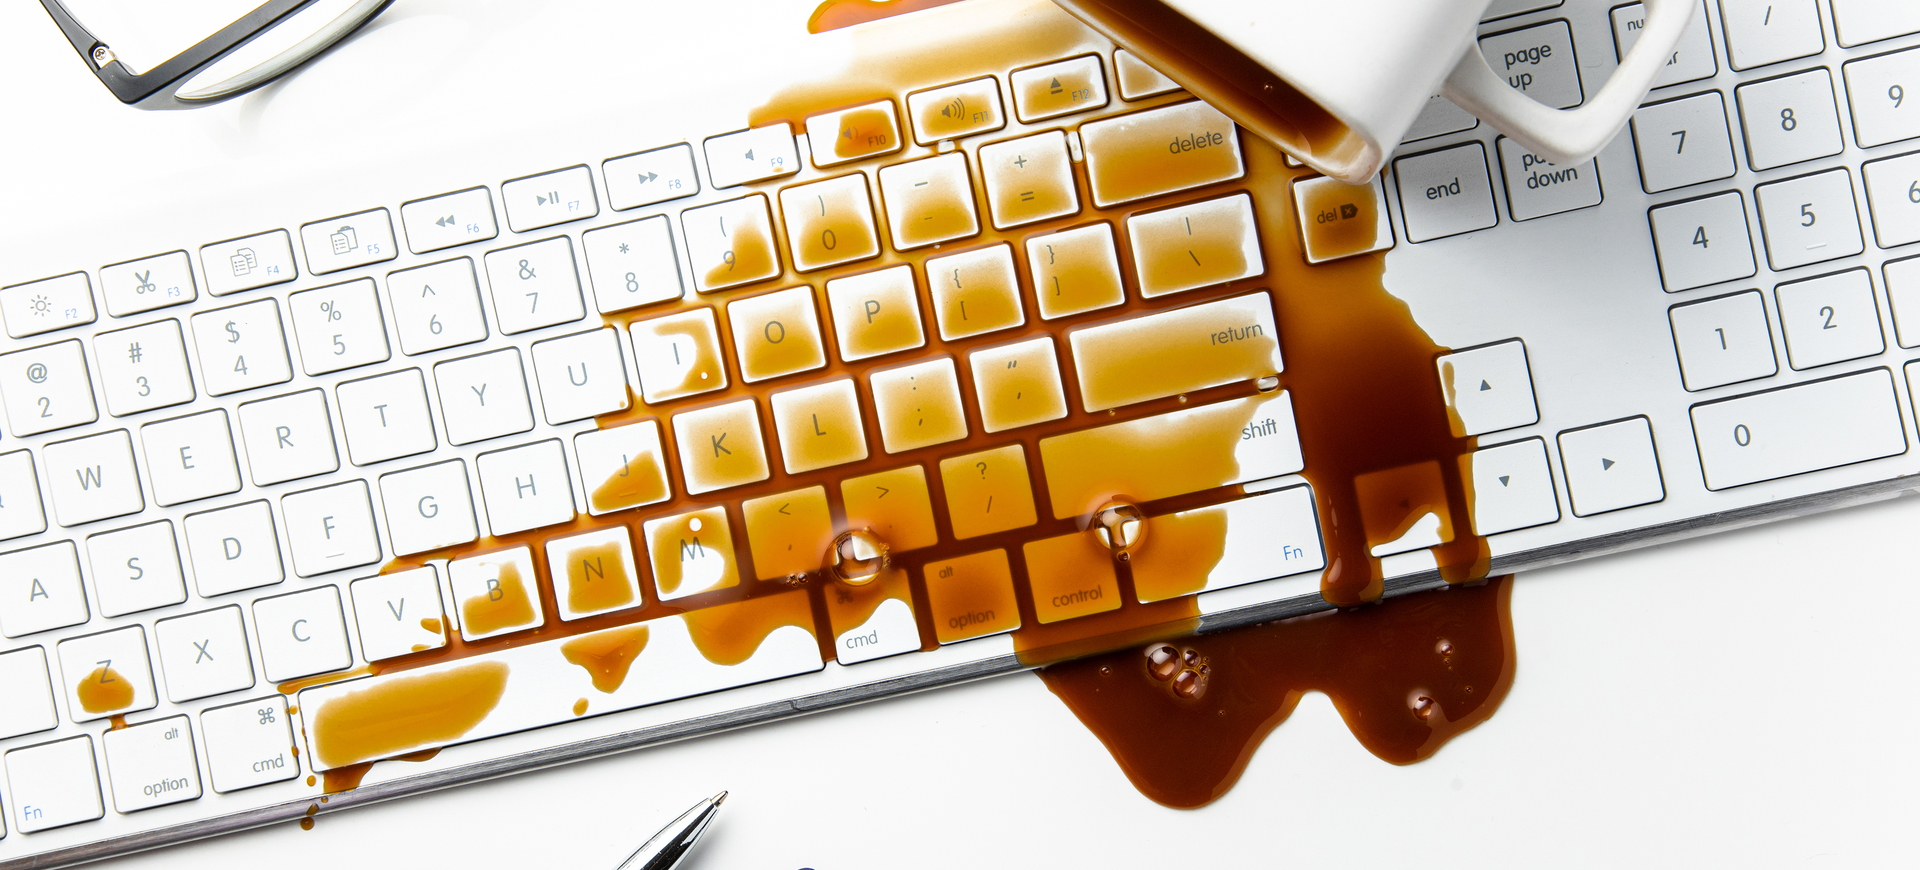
[{"x1": 1558, "y1": 416, "x2": 1667, "y2": 517}]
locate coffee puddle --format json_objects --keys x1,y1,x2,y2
[{"x1": 1038, "y1": 576, "x2": 1514, "y2": 807}]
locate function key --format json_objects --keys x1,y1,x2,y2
[
  {"x1": 704, "y1": 125, "x2": 800, "y2": 189},
  {"x1": 1009, "y1": 54, "x2": 1109, "y2": 123},
  {"x1": 399, "y1": 187, "x2": 500, "y2": 254},
  {"x1": 1113, "y1": 49, "x2": 1179, "y2": 100},
  {"x1": 100, "y1": 251, "x2": 196, "y2": 317},
  {"x1": 0, "y1": 272, "x2": 96, "y2": 339},
  {"x1": 200, "y1": 229, "x2": 297, "y2": 296},
  {"x1": 502, "y1": 165, "x2": 599, "y2": 233},
  {"x1": 906, "y1": 77, "x2": 1006, "y2": 145},
  {"x1": 299, "y1": 208, "x2": 397, "y2": 275},
  {"x1": 3, "y1": 735, "x2": 104, "y2": 832},
  {"x1": 805, "y1": 100, "x2": 904, "y2": 167},
  {"x1": 603, "y1": 143, "x2": 700, "y2": 210}
]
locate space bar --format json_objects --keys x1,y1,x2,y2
[
  {"x1": 1689, "y1": 368, "x2": 1908, "y2": 491},
  {"x1": 297, "y1": 591, "x2": 822, "y2": 771}
]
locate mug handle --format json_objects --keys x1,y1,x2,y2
[{"x1": 1440, "y1": 0, "x2": 1691, "y2": 167}]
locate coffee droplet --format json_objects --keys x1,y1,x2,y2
[
  {"x1": 1091, "y1": 501, "x2": 1147, "y2": 560},
  {"x1": 826, "y1": 529, "x2": 889, "y2": 586},
  {"x1": 1146, "y1": 644, "x2": 1181, "y2": 681},
  {"x1": 1172, "y1": 667, "x2": 1208, "y2": 699},
  {"x1": 782, "y1": 571, "x2": 813, "y2": 588},
  {"x1": 1436, "y1": 639, "x2": 1455, "y2": 656},
  {"x1": 1411, "y1": 694, "x2": 1436, "y2": 720}
]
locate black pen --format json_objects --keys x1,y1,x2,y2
[{"x1": 615, "y1": 791, "x2": 727, "y2": 870}]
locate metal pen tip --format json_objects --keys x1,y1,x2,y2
[{"x1": 711, "y1": 790, "x2": 728, "y2": 805}]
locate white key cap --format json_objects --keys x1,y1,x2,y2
[
  {"x1": 399, "y1": 187, "x2": 499, "y2": 255},
  {"x1": 43, "y1": 429, "x2": 144, "y2": 527},
  {"x1": 141, "y1": 409, "x2": 242, "y2": 506},
  {"x1": 154, "y1": 605, "x2": 255, "y2": 702},
  {"x1": 191, "y1": 298, "x2": 293, "y2": 396},
  {"x1": 545, "y1": 526, "x2": 642, "y2": 620},
  {"x1": 1134, "y1": 486, "x2": 1325, "y2": 603},
  {"x1": 200, "y1": 229, "x2": 297, "y2": 296},
  {"x1": 5, "y1": 736, "x2": 103, "y2": 832},
  {"x1": 1436, "y1": 340, "x2": 1539, "y2": 436},
  {"x1": 485, "y1": 236, "x2": 587, "y2": 334},
  {"x1": 1478, "y1": 20, "x2": 1584, "y2": 108},
  {"x1": 979, "y1": 131, "x2": 1079, "y2": 229},
  {"x1": 1009, "y1": 55, "x2": 1109, "y2": 122},
  {"x1": 503, "y1": 165, "x2": 599, "y2": 232},
  {"x1": 1392, "y1": 142, "x2": 1498, "y2": 242},
  {"x1": 631, "y1": 308, "x2": 729, "y2": 401},
  {"x1": 1736, "y1": 68, "x2": 1844, "y2": 170},
  {"x1": 1067, "y1": 292, "x2": 1283, "y2": 412},
  {"x1": 1610, "y1": 0, "x2": 1717, "y2": 88},
  {"x1": 1720, "y1": 0, "x2": 1825, "y2": 69},
  {"x1": 681, "y1": 194, "x2": 782, "y2": 293},
  {"x1": 1755, "y1": 168, "x2": 1864, "y2": 270},
  {"x1": 1844, "y1": 47, "x2": 1920, "y2": 147},
  {"x1": 1695, "y1": 367, "x2": 1906, "y2": 489},
  {"x1": 877, "y1": 152, "x2": 980, "y2": 250},
  {"x1": 237, "y1": 389, "x2": 340, "y2": 486},
  {"x1": 1670, "y1": 290, "x2": 1779, "y2": 390},
  {"x1": 532, "y1": 327, "x2": 631, "y2": 424},
  {"x1": 1888, "y1": 256, "x2": 1920, "y2": 346},
  {"x1": 1495, "y1": 139, "x2": 1600, "y2": 220},
  {"x1": 183, "y1": 501, "x2": 284, "y2": 597},
  {"x1": 0, "y1": 339, "x2": 98, "y2": 436},
  {"x1": 435, "y1": 347, "x2": 535, "y2": 445},
  {"x1": 387, "y1": 257, "x2": 490, "y2": 354},
  {"x1": 0, "y1": 542, "x2": 87, "y2": 638},
  {"x1": 1462, "y1": 438, "x2": 1560, "y2": 534},
  {"x1": 448, "y1": 547, "x2": 544, "y2": 641},
  {"x1": 0, "y1": 647, "x2": 57, "y2": 739},
  {"x1": 777, "y1": 172, "x2": 882, "y2": 271},
  {"x1": 1114, "y1": 48, "x2": 1181, "y2": 100},
  {"x1": 906, "y1": 77, "x2": 1007, "y2": 144},
  {"x1": 0, "y1": 450, "x2": 48, "y2": 541},
  {"x1": 1126, "y1": 193, "x2": 1264, "y2": 296},
  {"x1": 101, "y1": 251, "x2": 196, "y2": 317},
  {"x1": 349, "y1": 566, "x2": 448, "y2": 661},
  {"x1": 299, "y1": 208, "x2": 398, "y2": 274},
  {"x1": 57, "y1": 625, "x2": 157, "y2": 721},
  {"x1": 574, "y1": 422, "x2": 672, "y2": 516},
  {"x1": 583, "y1": 215, "x2": 686, "y2": 313},
  {"x1": 1559, "y1": 417, "x2": 1666, "y2": 516},
  {"x1": 282, "y1": 480, "x2": 381, "y2": 577},
  {"x1": 1632, "y1": 91, "x2": 1737, "y2": 193},
  {"x1": 94, "y1": 319, "x2": 195, "y2": 417},
  {"x1": 704, "y1": 125, "x2": 800, "y2": 188},
  {"x1": 379, "y1": 459, "x2": 478, "y2": 556},
  {"x1": 1864, "y1": 152, "x2": 1920, "y2": 248},
  {"x1": 478, "y1": 439, "x2": 575, "y2": 535},
  {"x1": 102, "y1": 714, "x2": 202, "y2": 812},
  {"x1": 604, "y1": 143, "x2": 700, "y2": 211},
  {"x1": 200, "y1": 695, "x2": 298, "y2": 792},
  {"x1": 805, "y1": 100, "x2": 905, "y2": 167},
  {"x1": 252, "y1": 586, "x2": 352, "y2": 682},
  {"x1": 1831, "y1": 0, "x2": 1920, "y2": 46},
  {"x1": 289, "y1": 278, "x2": 391, "y2": 375},
  {"x1": 1775, "y1": 269, "x2": 1884, "y2": 369},
  {"x1": 1648, "y1": 191, "x2": 1758, "y2": 291},
  {"x1": 0, "y1": 272, "x2": 95, "y2": 339},
  {"x1": 87, "y1": 521, "x2": 187, "y2": 618},
  {"x1": 297, "y1": 590, "x2": 821, "y2": 771},
  {"x1": 835, "y1": 596, "x2": 919, "y2": 665},
  {"x1": 336, "y1": 368, "x2": 437, "y2": 465}
]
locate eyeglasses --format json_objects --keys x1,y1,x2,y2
[{"x1": 38, "y1": 0, "x2": 392, "y2": 110}]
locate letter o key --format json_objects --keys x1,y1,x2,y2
[{"x1": 764, "y1": 320, "x2": 785, "y2": 344}]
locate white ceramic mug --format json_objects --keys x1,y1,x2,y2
[{"x1": 1056, "y1": 0, "x2": 1692, "y2": 183}]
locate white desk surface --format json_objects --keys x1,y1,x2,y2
[{"x1": 5, "y1": 1, "x2": 1918, "y2": 866}]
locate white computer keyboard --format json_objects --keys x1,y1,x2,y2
[{"x1": 3, "y1": 0, "x2": 1919, "y2": 866}]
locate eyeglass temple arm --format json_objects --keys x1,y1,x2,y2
[{"x1": 37, "y1": 0, "x2": 349, "y2": 108}]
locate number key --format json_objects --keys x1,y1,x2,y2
[
  {"x1": 1669, "y1": 290, "x2": 1778, "y2": 390},
  {"x1": 1648, "y1": 191, "x2": 1757, "y2": 291},
  {"x1": 94, "y1": 320, "x2": 195, "y2": 416},
  {"x1": 1755, "y1": 168, "x2": 1865, "y2": 270},
  {"x1": 1775, "y1": 268, "x2": 1884, "y2": 369},
  {"x1": 1863, "y1": 151, "x2": 1920, "y2": 248},
  {"x1": 1842, "y1": 45, "x2": 1920, "y2": 148},
  {"x1": 1631, "y1": 91, "x2": 1737, "y2": 193},
  {"x1": 778, "y1": 172, "x2": 882, "y2": 271},
  {"x1": 0, "y1": 339, "x2": 98, "y2": 436},
  {"x1": 483, "y1": 236, "x2": 587, "y2": 334},
  {"x1": 582, "y1": 215, "x2": 685, "y2": 313},
  {"x1": 1736, "y1": 68, "x2": 1843, "y2": 170},
  {"x1": 681, "y1": 193, "x2": 782, "y2": 293},
  {"x1": 386, "y1": 257, "x2": 489, "y2": 355},
  {"x1": 190, "y1": 298, "x2": 294, "y2": 396},
  {"x1": 289, "y1": 278, "x2": 391, "y2": 376}
]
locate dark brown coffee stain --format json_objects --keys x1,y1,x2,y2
[
  {"x1": 76, "y1": 665, "x2": 133, "y2": 714},
  {"x1": 1295, "y1": 178, "x2": 1382, "y2": 261},
  {"x1": 1040, "y1": 576, "x2": 1514, "y2": 807},
  {"x1": 560, "y1": 624, "x2": 652, "y2": 693},
  {"x1": 808, "y1": 0, "x2": 971, "y2": 33}
]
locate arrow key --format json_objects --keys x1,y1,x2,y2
[
  {"x1": 1436, "y1": 339, "x2": 1539, "y2": 436},
  {"x1": 1557, "y1": 416, "x2": 1665, "y2": 516},
  {"x1": 1460, "y1": 437, "x2": 1560, "y2": 535}
]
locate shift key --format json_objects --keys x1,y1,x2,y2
[{"x1": 1068, "y1": 291, "x2": 1281, "y2": 412}]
